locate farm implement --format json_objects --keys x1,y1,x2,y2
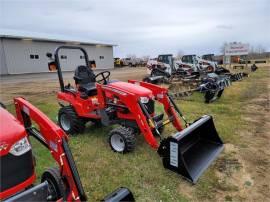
[
  {"x1": 144, "y1": 54, "x2": 247, "y2": 103},
  {"x1": 46, "y1": 46, "x2": 224, "y2": 183},
  {"x1": 169, "y1": 73, "x2": 232, "y2": 103}
]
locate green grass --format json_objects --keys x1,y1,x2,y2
[{"x1": 5, "y1": 67, "x2": 269, "y2": 201}]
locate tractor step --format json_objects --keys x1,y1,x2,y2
[{"x1": 157, "y1": 115, "x2": 223, "y2": 183}]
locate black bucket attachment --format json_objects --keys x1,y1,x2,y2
[{"x1": 158, "y1": 115, "x2": 223, "y2": 183}]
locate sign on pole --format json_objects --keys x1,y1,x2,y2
[
  {"x1": 225, "y1": 43, "x2": 249, "y2": 56},
  {"x1": 223, "y1": 56, "x2": 231, "y2": 64}
]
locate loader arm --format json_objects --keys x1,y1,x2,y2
[
  {"x1": 97, "y1": 84, "x2": 160, "y2": 149},
  {"x1": 128, "y1": 80, "x2": 184, "y2": 130},
  {"x1": 14, "y1": 97, "x2": 86, "y2": 202}
]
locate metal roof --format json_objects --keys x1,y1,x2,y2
[{"x1": 0, "y1": 33, "x2": 116, "y2": 47}]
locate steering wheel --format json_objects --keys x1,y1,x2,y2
[{"x1": 95, "y1": 71, "x2": 111, "y2": 84}]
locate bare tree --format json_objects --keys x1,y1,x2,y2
[
  {"x1": 142, "y1": 55, "x2": 150, "y2": 61},
  {"x1": 248, "y1": 44, "x2": 266, "y2": 59},
  {"x1": 220, "y1": 42, "x2": 228, "y2": 54},
  {"x1": 249, "y1": 45, "x2": 255, "y2": 54},
  {"x1": 176, "y1": 50, "x2": 184, "y2": 59},
  {"x1": 126, "y1": 54, "x2": 137, "y2": 59},
  {"x1": 255, "y1": 44, "x2": 266, "y2": 54}
]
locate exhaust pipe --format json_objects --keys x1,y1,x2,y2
[{"x1": 158, "y1": 115, "x2": 223, "y2": 183}]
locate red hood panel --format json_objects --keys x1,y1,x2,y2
[
  {"x1": 108, "y1": 81, "x2": 153, "y2": 97},
  {"x1": 0, "y1": 108, "x2": 26, "y2": 155}
]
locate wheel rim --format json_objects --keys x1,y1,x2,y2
[
  {"x1": 111, "y1": 134, "x2": 125, "y2": 152},
  {"x1": 47, "y1": 178, "x2": 58, "y2": 200},
  {"x1": 60, "y1": 114, "x2": 71, "y2": 131}
]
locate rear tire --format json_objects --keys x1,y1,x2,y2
[
  {"x1": 58, "y1": 106, "x2": 85, "y2": 134},
  {"x1": 108, "y1": 127, "x2": 136, "y2": 153},
  {"x1": 41, "y1": 167, "x2": 65, "y2": 201}
]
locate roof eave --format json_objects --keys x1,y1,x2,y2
[{"x1": 0, "y1": 35, "x2": 117, "y2": 47}]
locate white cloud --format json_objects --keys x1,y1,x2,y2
[{"x1": 1, "y1": 0, "x2": 269, "y2": 57}]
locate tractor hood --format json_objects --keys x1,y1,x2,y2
[
  {"x1": 108, "y1": 81, "x2": 153, "y2": 97},
  {"x1": 0, "y1": 107, "x2": 27, "y2": 156}
]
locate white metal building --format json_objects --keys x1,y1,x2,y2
[{"x1": 0, "y1": 35, "x2": 115, "y2": 75}]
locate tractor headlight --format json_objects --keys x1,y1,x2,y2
[
  {"x1": 10, "y1": 137, "x2": 31, "y2": 156},
  {"x1": 140, "y1": 97, "x2": 149, "y2": 104}
]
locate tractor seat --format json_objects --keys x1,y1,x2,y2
[
  {"x1": 74, "y1": 65, "x2": 97, "y2": 96},
  {"x1": 78, "y1": 83, "x2": 97, "y2": 96}
]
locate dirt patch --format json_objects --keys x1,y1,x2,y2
[
  {"x1": 217, "y1": 68, "x2": 270, "y2": 201},
  {"x1": 1, "y1": 66, "x2": 269, "y2": 201},
  {"x1": 0, "y1": 67, "x2": 147, "y2": 104},
  {"x1": 193, "y1": 68, "x2": 270, "y2": 201},
  {"x1": 214, "y1": 144, "x2": 253, "y2": 201}
]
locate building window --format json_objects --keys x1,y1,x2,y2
[
  {"x1": 100, "y1": 56, "x2": 104, "y2": 59},
  {"x1": 80, "y1": 55, "x2": 85, "y2": 59},
  {"x1": 30, "y1": 54, "x2": 39, "y2": 59},
  {"x1": 61, "y1": 55, "x2": 67, "y2": 59}
]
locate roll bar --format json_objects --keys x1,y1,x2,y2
[{"x1": 53, "y1": 46, "x2": 90, "y2": 92}]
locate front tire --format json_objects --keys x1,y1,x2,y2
[
  {"x1": 108, "y1": 127, "x2": 136, "y2": 153},
  {"x1": 58, "y1": 106, "x2": 85, "y2": 134},
  {"x1": 41, "y1": 168, "x2": 65, "y2": 201},
  {"x1": 204, "y1": 91, "x2": 216, "y2": 103},
  {"x1": 207, "y1": 66, "x2": 214, "y2": 72},
  {"x1": 217, "y1": 89, "x2": 224, "y2": 98}
]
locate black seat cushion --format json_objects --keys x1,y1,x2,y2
[
  {"x1": 78, "y1": 83, "x2": 97, "y2": 96},
  {"x1": 74, "y1": 65, "x2": 97, "y2": 96}
]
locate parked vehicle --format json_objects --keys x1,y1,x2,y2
[
  {"x1": 121, "y1": 58, "x2": 135, "y2": 67},
  {"x1": 114, "y1": 58, "x2": 122, "y2": 67},
  {"x1": 0, "y1": 98, "x2": 134, "y2": 201},
  {"x1": 144, "y1": 54, "x2": 245, "y2": 103},
  {"x1": 46, "y1": 46, "x2": 224, "y2": 183},
  {"x1": 181, "y1": 55, "x2": 217, "y2": 72}
]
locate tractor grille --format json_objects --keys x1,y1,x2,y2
[
  {"x1": 0, "y1": 150, "x2": 34, "y2": 192},
  {"x1": 144, "y1": 99, "x2": 155, "y2": 114}
]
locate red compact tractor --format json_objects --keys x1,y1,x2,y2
[
  {"x1": 47, "y1": 46, "x2": 224, "y2": 183},
  {"x1": 0, "y1": 98, "x2": 134, "y2": 201}
]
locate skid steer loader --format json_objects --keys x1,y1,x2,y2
[
  {"x1": 46, "y1": 46, "x2": 223, "y2": 183},
  {"x1": 144, "y1": 54, "x2": 232, "y2": 103},
  {"x1": 145, "y1": 54, "x2": 245, "y2": 84},
  {"x1": 143, "y1": 54, "x2": 198, "y2": 84},
  {"x1": 145, "y1": 53, "x2": 251, "y2": 103}
]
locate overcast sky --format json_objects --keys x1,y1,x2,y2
[{"x1": 0, "y1": 0, "x2": 269, "y2": 57}]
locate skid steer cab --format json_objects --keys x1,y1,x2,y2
[
  {"x1": 0, "y1": 98, "x2": 134, "y2": 202},
  {"x1": 47, "y1": 46, "x2": 224, "y2": 183}
]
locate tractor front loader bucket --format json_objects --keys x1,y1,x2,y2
[{"x1": 158, "y1": 115, "x2": 223, "y2": 183}]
